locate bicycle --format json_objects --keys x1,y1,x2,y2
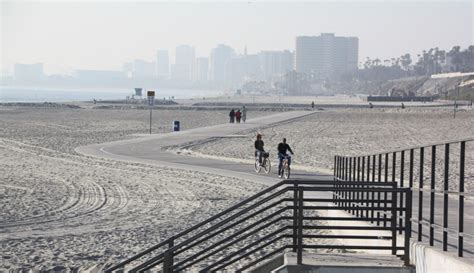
[
  {"x1": 255, "y1": 152, "x2": 271, "y2": 174},
  {"x1": 279, "y1": 154, "x2": 292, "y2": 179}
]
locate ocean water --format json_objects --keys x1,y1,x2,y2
[{"x1": 0, "y1": 86, "x2": 220, "y2": 103}]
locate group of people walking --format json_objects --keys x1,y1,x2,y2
[{"x1": 229, "y1": 106, "x2": 247, "y2": 123}]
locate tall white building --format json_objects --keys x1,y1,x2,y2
[
  {"x1": 194, "y1": 57, "x2": 209, "y2": 82},
  {"x1": 132, "y1": 59, "x2": 155, "y2": 78},
  {"x1": 258, "y1": 50, "x2": 294, "y2": 80},
  {"x1": 156, "y1": 50, "x2": 169, "y2": 79},
  {"x1": 295, "y1": 33, "x2": 358, "y2": 79},
  {"x1": 209, "y1": 44, "x2": 234, "y2": 84},
  {"x1": 173, "y1": 45, "x2": 195, "y2": 81}
]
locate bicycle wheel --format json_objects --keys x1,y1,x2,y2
[
  {"x1": 263, "y1": 157, "x2": 271, "y2": 174},
  {"x1": 284, "y1": 164, "x2": 290, "y2": 179},
  {"x1": 254, "y1": 159, "x2": 262, "y2": 173}
]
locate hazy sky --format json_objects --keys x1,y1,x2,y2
[{"x1": 2, "y1": 1, "x2": 473, "y2": 75}]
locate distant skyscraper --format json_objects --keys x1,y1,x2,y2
[
  {"x1": 14, "y1": 63, "x2": 44, "y2": 82},
  {"x1": 173, "y1": 45, "x2": 195, "y2": 81},
  {"x1": 295, "y1": 33, "x2": 358, "y2": 79},
  {"x1": 258, "y1": 50, "x2": 294, "y2": 80},
  {"x1": 227, "y1": 56, "x2": 246, "y2": 87},
  {"x1": 244, "y1": 53, "x2": 262, "y2": 80},
  {"x1": 132, "y1": 59, "x2": 155, "y2": 78},
  {"x1": 156, "y1": 50, "x2": 169, "y2": 80},
  {"x1": 195, "y1": 57, "x2": 209, "y2": 82},
  {"x1": 209, "y1": 44, "x2": 234, "y2": 85}
]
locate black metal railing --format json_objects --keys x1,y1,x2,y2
[
  {"x1": 334, "y1": 138, "x2": 473, "y2": 258},
  {"x1": 105, "y1": 180, "x2": 412, "y2": 272}
]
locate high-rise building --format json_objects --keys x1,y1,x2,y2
[
  {"x1": 173, "y1": 45, "x2": 195, "y2": 81},
  {"x1": 156, "y1": 50, "x2": 169, "y2": 79},
  {"x1": 14, "y1": 63, "x2": 44, "y2": 82},
  {"x1": 209, "y1": 44, "x2": 234, "y2": 84},
  {"x1": 227, "y1": 56, "x2": 246, "y2": 87},
  {"x1": 194, "y1": 57, "x2": 209, "y2": 82},
  {"x1": 132, "y1": 59, "x2": 156, "y2": 78},
  {"x1": 244, "y1": 53, "x2": 262, "y2": 80},
  {"x1": 295, "y1": 33, "x2": 358, "y2": 79},
  {"x1": 258, "y1": 50, "x2": 294, "y2": 80}
]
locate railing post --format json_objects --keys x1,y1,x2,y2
[
  {"x1": 404, "y1": 189, "x2": 413, "y2": 266},
  {"x1": 430, "y1": 146, "x2": 436, "y2": 246},
  {"x1": 366, "y1": 156, "x2": 371, "y2": 218},
  {"x1": 418, "y1": 147, "x2": 424, "y2": 242},
  {"x1": 372, "y1": 155, "x2": 376, "y2": 182},
  {"x1": 378, "y1": 154, "x2": 382, "y2": 182},
  {"x1": 391, "y1": 188, "x2": 398, "y2": 255},
  {"x1": 392, "y1": 152, "x2": 396, "y2": 183},
  {"x1": 458, "y1": 141, "x2": 465, "y2": 257},
  {"x1": 163, "y1": 237, "x2": 174, "y2": 273},
  {"x1": 399, "y1": 150, "x2": 405, "y2": 234},
  {"x1": 297, "y1": 188, "x2": 304, "y2": 265},
  {"x1": 384, "y1": 153, "x2": 389, "y2": 227},
  {"x1": 293, "y1": 182, "x2": 298, "y2": 252},
  {"x1": 443, "y1": 144, "x2": 449, "y2": 251},
  {"x1": 359, "y1": 157, "x2": 365, "y2": 217},
  {"x1": 409, "y1": 149, "x2": 414, "y2": 188},
  {"x1": 377, "y1": 154, "x2": 382, "y2": 226},
  {"x1": 371, "y1": 155, "x2": 376, "y2": 223},
  {"x1": 353, "y1": 157, "x2": 357, "y2": 214}
]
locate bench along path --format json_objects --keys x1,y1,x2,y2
[{"x1": 76, "y1": 110, "x2": 331, "y2": 185}]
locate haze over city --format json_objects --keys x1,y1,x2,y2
[
  {"x1": 1, "y1": 1, "x2": 474, "y2": 272},
  {"x1": 2, "y1": 1, "x2": 472, "y2": 75}
]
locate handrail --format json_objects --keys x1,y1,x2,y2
[
  {"x1": 106, "y1": 180, "x2": 413, "y2": 272},
  {"x1": 334, "y1": 138, "x2": 471, "y2": 258},
  {"x1": 105, "y1": 180, "x2": 287, "y2": 272},
  {"x1": 128, "y1": 188, "x2": 291, "y2": 272}
]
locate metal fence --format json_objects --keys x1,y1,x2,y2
[
  {"x1": 105, "y1": 180, "x2": 412, "y2": 272},
  {"x1": 334, "y1": 138, "x2": 473, "y2": 258}
]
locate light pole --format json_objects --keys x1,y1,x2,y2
[{"x1": 147, "y1": 91, "x2": 155, "y2": 134}]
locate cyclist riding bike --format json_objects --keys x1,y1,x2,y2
[
  {"x1": 254, "y1": 133, "x2": 265, "y2": 163},
  {"x1": 277, "y1": 138, "x2": 294, "y2": 177}
]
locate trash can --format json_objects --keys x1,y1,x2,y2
[{"x1": 173, "y1": 121, "x2": 180, "y2": 132}]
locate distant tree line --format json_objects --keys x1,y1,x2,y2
[{"x1": 339, "y1": 45, "x2": 474, "y2": 83}]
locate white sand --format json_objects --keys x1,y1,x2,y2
[
  {"x1": 178, "y1": 94, "x2": 452, "y2": 107},
  {"x1": 1, "y1": 105, "x2": 472, "y2": 271},
  {"x1": 0, "y1": 106, "x2": 271, "y2": 271},
  {"x1": 184, "y1": 107, "x2": 474, "y2": 192}
]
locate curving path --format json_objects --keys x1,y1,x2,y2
[{"x1": 76, "y1": 110, "x2": 332, "y2": 185}]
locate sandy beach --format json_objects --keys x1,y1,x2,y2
[
  {"x1": 0, "y1": 105, "x2": 272, "y2": 271},
  {"x1": 1, "y1": 102, "x2": 472, "y2": 271},
  {"x1": 184, "y1": 107, "x2": 474, "y2": 192}
]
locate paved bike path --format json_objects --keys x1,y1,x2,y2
[
  {"x1": 76, "y1": 109, "x2": 473, "y2": 258},
  {"x1": 76, "y1": 110, "x2": 331, "y2": 186}
]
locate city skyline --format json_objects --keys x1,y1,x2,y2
[{"x1": 2, "y1": 1, "x2": 472, "y2": 75}]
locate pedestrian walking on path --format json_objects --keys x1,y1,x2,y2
[
  {"x1": 242, "y1": 106, "x2": 247, "y2": 122},
  {"x1": 236, "y1": 109, "x2": 242, "y2": 123},
  {"x1": 229, "y1": 109, "x2": 235, "y2": 123}
]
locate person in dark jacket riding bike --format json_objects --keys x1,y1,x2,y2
[
  {"x1": 254, "y1": 133, "x2": 265, "y2": 163},
  {"x1": 277, "y1": 138, "x2": 293, "y2": 176}
]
